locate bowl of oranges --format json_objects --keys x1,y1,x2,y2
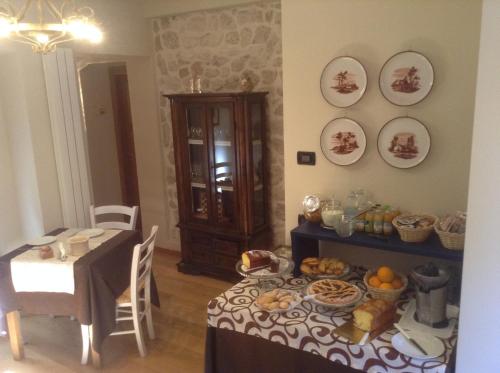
[{"x1": 363, "y1": 266, "x2": 407, "y2": 302}]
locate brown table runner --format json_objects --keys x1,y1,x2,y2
[{"x1": 0, "y1": 228, "x2": 159, "y2": 352}]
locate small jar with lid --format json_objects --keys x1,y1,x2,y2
[
  {"x1": 321, "y1": 198, "x2": 343, "y2": 229},
  {"x1": 373, "y1": 210, "x2": 384, "y2": 234},
  {"x1": 303, "y1": 195, "x2": 322, "y2": 223}
]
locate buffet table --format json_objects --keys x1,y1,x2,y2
[{"x1": 206, "y1": 269, "x2": 457, "y2": 373}]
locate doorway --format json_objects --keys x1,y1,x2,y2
[{"x1": 79, "y1": 62, "x2": 141, "y2": 230}]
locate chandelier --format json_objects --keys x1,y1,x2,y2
[{"x1": 0, "y1": 0, "x2": 103, "y2": 53}]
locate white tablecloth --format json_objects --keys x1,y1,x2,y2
[{"x1": 10, "y1": 229, "x2": 121, "y2": 295}]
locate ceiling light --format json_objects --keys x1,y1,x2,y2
[{"x1": 0, "y1": 0, "x2": 103, "y2": 53}]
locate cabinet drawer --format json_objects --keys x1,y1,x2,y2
[
  {"x1": 190, "y1": 245, "x2": 212, "y2": 265},
  {"x1": 213, "y1": 239, "x2": 240, "y2": 256},
  {"x1": 190, "y1": 232, "x2": 213, "y2": 246}
]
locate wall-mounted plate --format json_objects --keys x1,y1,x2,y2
[
  {"x1": 320, "y1": 118, "x2": 366, "y2": 166},
  {"x1": 320, "y1": 56, "x2": 367, "y2": 108}
]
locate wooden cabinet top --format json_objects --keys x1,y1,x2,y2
[{"x1": 163, "y1": 91, "x2": 268, "y2": 99}]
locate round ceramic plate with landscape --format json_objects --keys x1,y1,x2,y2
[
  {"x1": 320, "y1": 117, "x2": 366, "y2": 166},
  {"x1": 320, "y1": 56, "x2": 367, "y2": 107},
  {"x1": 377, "y1": 117, "x2": 431, "y2": 169},
  {"x1": 379, "y1": 51, "x2": 434, "y2": 106}
]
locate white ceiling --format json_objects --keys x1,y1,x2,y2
[{"x1": 140, "y1": 0, "x2": 269, "y2": 18}]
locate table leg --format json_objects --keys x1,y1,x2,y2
[
  {"x1": 291, "y1": 234, "x2": 319, "y2": 277},
  {"x1": 6, "y1": 311, "x2": 24, "y2": 360},
  {"x1": 88, "y1": 324, "x2": 101, "y2": 368},
  {"x1": 80, "y1": 325, "x2": 90, "y2": 365}
]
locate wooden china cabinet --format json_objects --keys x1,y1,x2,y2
[{"x1": 166, "y1": 92, "x2": 271, "y2": 281}]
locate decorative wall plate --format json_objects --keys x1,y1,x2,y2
[
  {"x1": 320, "y1": 118, "x2": 366, "y2": 166},
  {"x1": 379, "y1": 51, "x2": 434, "y2": 106},
  {"x1": 320, "y1": 56, "x2": 367, "y2": 108},
  {"x1": 377, "y1": 117, "x2": 431, "y2": 169}
]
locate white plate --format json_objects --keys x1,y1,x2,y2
[
  {"x1": 320, "y1": 117, "x2": 366, "y2": 166},
  {"x1": 391, "y1": 332, "x2": 445, "y2": 360},
  {"x1": 379, "y1": 51, "x2": 434, "y2": 106},
  {"x1": 320, "y1": 56, "x2": 367, "y2": 108},
  {"x1": 78, "y1": 228, "x2": 105, "y2": 238},
  {"x1": 254, "y1": 290, "x2": 302, "y2": 314},
  {"x1": 27, "y1": 236, "x2": 56, "y2": 246},
  {"x1": 377, "y1": 117, "x2": 431, "y2": 169}
]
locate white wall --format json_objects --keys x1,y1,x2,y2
[
  {"x1": 0, "y1": 105, "x2": 24, "y2": 254},
  {"x1": 282, "y1": 0, "x2": 482, "y2": 244},
  {"x1": 126, "y1": 57, "x2": 171, "y2": 249},
  {"x1": 0, "y1": 49, "x2": 63, "y2": 241},
  {"x1": 80, "y1": 63, "x2": 123, "y2": 207},
  {"x1": 457, "y1": 0, "x2": 500, "y2": 371}
]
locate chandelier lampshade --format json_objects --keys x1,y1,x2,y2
[{"x1": 0, "y1": 0, "x2": 103, "y2": 53}]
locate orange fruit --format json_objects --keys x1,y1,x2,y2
[
  {"x1": 392, "y1": 277, "x2": 404, "y2": 289},
  {"x1": 377, "y1": 266, "x2": 395, "y2": 283},
  {"x1": 379, "y1": 282, "x2": 394, "y2": 290},
  {"x1": 368, "y1": 275, "x2": 382, "y2": 288}
]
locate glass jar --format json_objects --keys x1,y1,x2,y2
[
  {"x1": 303, "y1": 195, "x2": 322, "y2": 223},
  {"x1": 337, "y1": 215, "x2": 355, "y2": 238},
  {"x1": 344, "y1": 191, "x2": 358, "y2": 219},
  {"x1": 321, "y1": 198, "x2": 343, "y2": 229}
]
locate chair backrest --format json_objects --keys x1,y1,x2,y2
[
  {"x1": 90, "y1": 205, "x2": 139, "y2": 230},
  {"x1": 130, "y1": 226, "x2": 159, "y2": 306}
]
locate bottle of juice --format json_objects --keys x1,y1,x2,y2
[
  {"x1": 383, "y1": 211, "x2": 394, "y2": 235},
  {"x1": 373, "y1": 210, "x2": 384, "y2": 234},
  {"x1": 364, "y1": 210, "x2": 374, "y2": 233}
]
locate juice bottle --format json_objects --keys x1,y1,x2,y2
[
  {"x1": 364, "y1": 210, "x2": 374, "y2": 233},
  {"x1": 373, "y1": 210, "x2": 384, "y2": 234}
]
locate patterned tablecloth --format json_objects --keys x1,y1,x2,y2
[{"x1": 207, "y1": 269, "x2": 457, "y2": 373}]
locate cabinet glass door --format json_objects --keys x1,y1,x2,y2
[
  {"x1": 250, "y1": 101, "x2": 265, "y2": 227},
  {"x1": 209, "y1": 104, "x2": 237, "y2": 227},
  {"x1": 186, "y1": 105, "x2": 209, "y2": 221}
]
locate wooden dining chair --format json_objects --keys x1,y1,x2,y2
[
  {"x1": 90, "y1": 205, "x2": 139, "y2": 230},
  {"x1": 110, "y1": 225, "x2": 158, "y2": 357}
]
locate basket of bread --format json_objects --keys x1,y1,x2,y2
[
  {"x1": 364, "y1": 266, "x2": 407, "y2": 302},
  {"x1": 392, "y1": 214, "x2": 437, "y2": 243},
  {"x1": 434, "y1": 211, "x2": 466, "y2": 250},
  {"x1": 300, "y1": 257, "x2": 350, "y2": 279}
]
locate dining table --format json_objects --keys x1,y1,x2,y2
[
  {"x1": 0, "y1": 227, "x2": 159, "y2": 367},
  {"x1": 206, "y1": 268, "x2": 457, "y2": 373}
]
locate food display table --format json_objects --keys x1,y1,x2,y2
[
  {"x1": 206, "y1": 269, "x2": 457, "y2": 373},
  {"x1": 291, "y1": 222, "x2": 463, "y2": 277}
]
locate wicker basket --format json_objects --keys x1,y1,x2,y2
[
  {"x1": 392, "y1": 214, "x2": 437, "y2": 243},
  {"x1": 363, "y1": 270, "x2": 408, "y2": 302},
  {"x1": 434, "y1": 220, "x2": 465, "y2": 250}
]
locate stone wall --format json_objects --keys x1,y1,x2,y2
[{"x1": 152, "y1": 1, "x2": 285, "y2": 247}]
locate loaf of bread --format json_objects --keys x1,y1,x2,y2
[
  {"x1": 241, "y1": 250, "x2": 271, "y2": 269},
  {"x1": 353, "y1": 299, "x2": 396, "y2": 332}
]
